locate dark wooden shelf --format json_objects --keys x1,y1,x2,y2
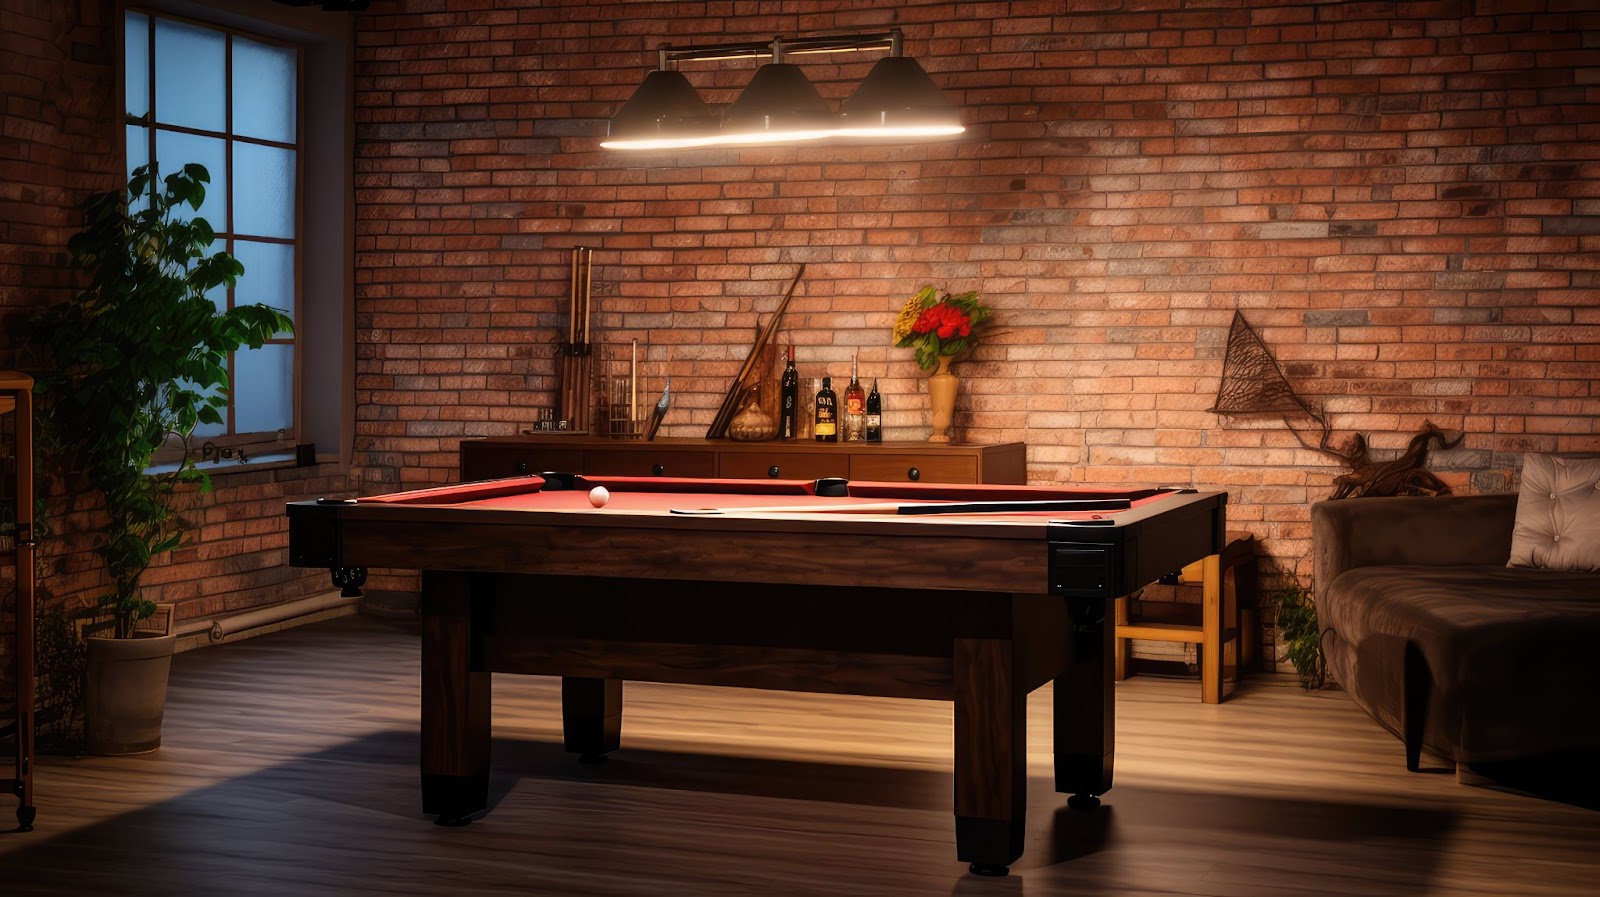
[{"x1": 461, "y1": 436, "x2": 1027, "y2": 486}]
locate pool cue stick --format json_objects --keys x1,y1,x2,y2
[
  {"x1": 670, "y1": 497, "x2": 1135, "y2": 516},
  {"x1": 630, "y1": 338, "x2": 638, "y2": 432},
  {"x1": 568, "y1": 247, "x2": 578, "y2": 345},
  {"x1": 563, "y1": 248, "x2": 578, "y2": 424},
  {"x1": 581, "y1": 247, "x2": 592, "y2": 346},
  {"x1": 582, "y1": 247, "x2": 593, "y2": 430},
  {"x1": 707, "y1": 263, "x2": 805, "y2": 437},
  {"x1": 670, "y1": 502, "x2": 911, "y2": 516}
]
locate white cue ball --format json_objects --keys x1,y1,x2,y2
[{"x1": 588, "y1": 486, "x2": 610, "y2": 508}]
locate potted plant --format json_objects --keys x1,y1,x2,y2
[
  {"x1": 1267, "y1": 578, "x2": 1329, "y2": 690},
  {"x1": 16, "y1": 163, "x2": 292, "y2": 754},
  {"x1": 892, "y1": 285, "x2": 992, "y2": 443}
]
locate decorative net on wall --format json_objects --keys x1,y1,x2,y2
[
  {"x1": 1208, "y1": 310, "x2": 1462, "y2": 499},
  {"x1": 1210, "y1": 311, "x2": 1323, "y2": 423}
]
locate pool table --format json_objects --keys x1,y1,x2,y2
[{"x1": 287, "y1": 474, "x2": 1226, "y2": 874}]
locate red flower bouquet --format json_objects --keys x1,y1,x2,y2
[{"x1": 893, "y1": 286, "x2": 991, "y2": 371}]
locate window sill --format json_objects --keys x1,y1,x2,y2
[{"x1": 144, "y1": 451, "x2": 300, "y2": 478}]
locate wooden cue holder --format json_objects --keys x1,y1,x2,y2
[{"x1": 556, "y1": 247, "x2": 594, "y2": 432}]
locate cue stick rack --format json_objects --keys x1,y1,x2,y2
[
  {"x1": 544, "y1": 247, "x2": 594, "y2": 434},
  {"x1": 596, "y1": 338, "x2": 660, "y2": 439},
  {"x1": 1, "y1": 370, "x2": 36, "y2": 831}
]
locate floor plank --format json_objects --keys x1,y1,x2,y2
[{"x1": 2, "y1": 615, "x2": 1595, "y2": 896}]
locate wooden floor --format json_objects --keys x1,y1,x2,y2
[{"x1": 2, "y1": 615, "x2": 1596, "y2": 896}]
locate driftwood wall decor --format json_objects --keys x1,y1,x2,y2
[
  {"x1": 1210, "y1": 311, "x2": 1462, "y2": 499},
  {"x1": 1328, "y1": 423, "x2": 1461, "y2": 499}
]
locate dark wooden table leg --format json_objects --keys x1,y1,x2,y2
[
  {"x1": 420, "y1": 571, "x2": 491, "y2": 826},
  {"x1": 562, "y1": 676, "x2": 622, "y2": 761},
  {"x1": 1056, "y1": 596, "x2": 1114, "y2": 807},
  {"x1": 954, "y1": 636, "x2": 1026, "y2": 876}
]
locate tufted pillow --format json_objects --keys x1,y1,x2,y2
[{"x1": 1508, "y1": 453, "x2": 1600, "y2": 572}]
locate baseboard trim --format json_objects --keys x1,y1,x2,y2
[{"x1": 174, "y1": 591, "x2": 358, "y2": 653}]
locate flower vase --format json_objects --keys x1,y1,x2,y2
[{"x1": 926, "y1": 355, "x2": 959, "y2": 443}]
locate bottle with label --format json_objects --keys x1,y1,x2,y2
[
  {"x1": 842, "y1": 356, "x2": 866, "y2": 442},
  {"x1": 814, "y1": 376, "x2": 837, "y2": 442},
  {"x1": 865, "y1": 378, "x2": 882, "y2": 442},
  {"x1": 779, "y1": 345, "x2": 798, "y2": 439}
]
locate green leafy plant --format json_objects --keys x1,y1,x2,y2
[
  {"x1": 1268, "y1": 579, "x2": 1328, "y2": 690},
  {"x1": 16, "y1": 163, "x2": 293, "y2": 638}
]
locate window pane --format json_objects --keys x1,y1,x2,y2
[
  {"x1": 126, "y1": 124, "x2": 151, "y2": 212},
  {"x1": 126, "y1": 13, "x2": 150, "y2": 119},
  {"x1": 232, "y1": 142, "x2": 295, "y2": 239},
  {"x1": 185, "y1": 372, "x2": 227, "y2": 438},
  {"x1": 232, "y1": 37, "x2": 296, "y2": 143},
  {"x1": 232, "y1": 239, "x2": 295, "y2": 330},
  {"x1": 154, "y1": 130, "x2": 227, "y2": 226},
  {"x1": 234, "y1": 345, "x2": 293, "y2": 434},
  {"x1": 153, "y1": 18, "x2": 225, "y2": 132}
]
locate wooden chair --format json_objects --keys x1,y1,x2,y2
[{"x1": 1114, "y1": 532, "x2": 1257, "y2": 704}]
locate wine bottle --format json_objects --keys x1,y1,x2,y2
[
  {"x1": 814, "y1": 376, "x2": 837, "y2": 443},
  {"x1": 843, "y1": 356, "x2": 866, "y2": 442},
  {"x1": 865, "y1": 378, "x2": 882, "y2": 442},
  {"x1": 780, "y1": 345, "x2": 798, "y2": 439}
]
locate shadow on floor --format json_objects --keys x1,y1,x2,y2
[{"x1": 1, "y1": 728, "x2": 1459, "y2": 897}]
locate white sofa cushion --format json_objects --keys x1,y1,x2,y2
[{"x1": 1508, "y1": 453, "x2": 1600, "y2": 573}]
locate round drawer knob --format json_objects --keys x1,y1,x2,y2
[
  {"x1": 768, "y1": 465, "x2": 781, "y2": 478},
  {"x1": 515, "y1": 461, "x2": 529, "y2": 473},
  {"x1": 652, "y1": 463, "x2": 665, "y2": 476},
  {"x1": 907, "y1": 467, "x2": 921, "y2": 481}
]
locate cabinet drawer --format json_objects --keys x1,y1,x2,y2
[
  {"x1": 719, "y1": 452, "x2": 850, "y2": 481},
  {"x1": 849, "y1": 453, "x2": 977, "y2": 484},
  {"x1": 584, "y1": 451, "x2": 716, "y2": 478},
  {"x1": 462, "y1": 446, "x2": 585, "y2": 480}
]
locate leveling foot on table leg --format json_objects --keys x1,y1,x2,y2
[
  {"x1": 968, "y1": 863, "x2": 1010, "y2": 877},
  {"x1": 1067, "y1": 793, "x2": 1101, "y2": 812},
  {"x1": 17, "y1": 805, "x2": 36, "y2": 832}
]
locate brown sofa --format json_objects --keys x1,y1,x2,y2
[{"x1": 1312, "y1": 493, "x2": 1600, "y2": 776}]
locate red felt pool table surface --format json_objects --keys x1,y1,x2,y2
[{"x1": 356, "y1": 474, "x2": 1176, "y2": 523}]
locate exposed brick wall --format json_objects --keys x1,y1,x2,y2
[
  {"x1": 0, "y1": 0, "x2": 120, "y2": 369},
  {"x1": 0, "y1": 0, "x2": 353, "y2": 656},
  {"x1": 351, "y1": 0, "x2": 1600, "y2": 582}
]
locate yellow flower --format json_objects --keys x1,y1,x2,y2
[{"x1": 892, "y1": 286, "x2": 936, "y2": 343}]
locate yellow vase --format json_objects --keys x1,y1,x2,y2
[{"x1": 926, "y1": 355, "x2": 959, "y2": 444}]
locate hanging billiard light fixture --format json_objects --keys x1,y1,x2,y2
[
  {"x1": 601, "y1": 30, "x2": 964, "y2": 151},
  {"x1": 838, "y1": 33, "x2": 965, "y2": 138},
  {"x1": 718, "y1": 38, "x2": 838, "y2": 146},
  {"x1": 600, "y1": 49, "x2": 721, "y2": 151}
]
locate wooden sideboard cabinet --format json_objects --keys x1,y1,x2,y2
[{"x1": 460, "y1": 436, "x2": 1027, "y2": 486}]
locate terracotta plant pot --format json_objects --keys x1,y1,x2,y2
[{"x1": 85, "y1": 631, "x2": 177, "y2": 755}]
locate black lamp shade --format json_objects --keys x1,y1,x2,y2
[
  {"x1": 721, "y1": 63, "x2": 836, "y2": 138},
  {"x1": 840, "y1": 56, "x2": 963, "y2": 133},
  {"x1": 604, "y1": 69, "x2": 717, "y2": 145}
]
